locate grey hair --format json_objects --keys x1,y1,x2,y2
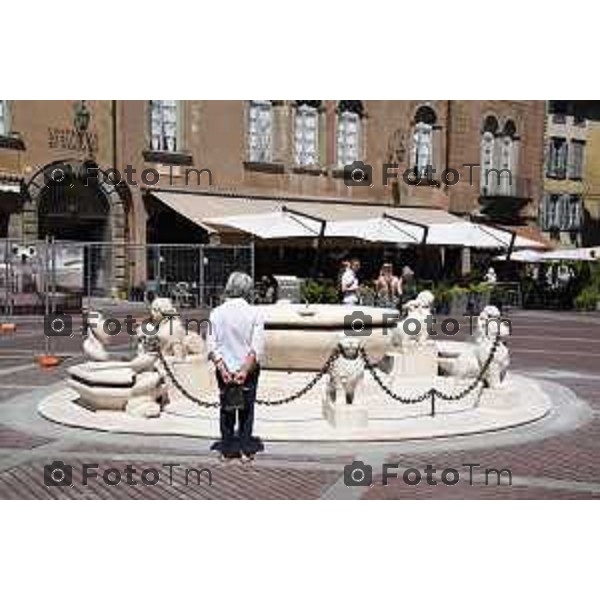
[{"x1": 224, "y1": 271, "x2": 254, "y2": 300}]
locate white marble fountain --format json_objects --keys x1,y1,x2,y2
[{"x1": 38, "y1": 293, "x2": 552, "y2": 442}]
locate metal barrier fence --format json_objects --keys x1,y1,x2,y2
[{"x1": 0, "y1": 239, "x2": 254, "y2": 315}]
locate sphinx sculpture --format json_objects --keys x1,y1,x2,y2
[
  {"x1": 67, "y1": 298, "x2": 210, "y2": 418},
  {"x1": 388, "y1": 289, "x2": 438, "y2": 378},
  {"x1": 439, "y1": 305, "x2": 510, "y2": 388},
  {"x1": 68, "y1": 311, "x2": 163, "y2": 417},
  {"x1": 391, "y1": 290, "x2": 435, "y2": 349},
  {"x1": 141, "y1": 297, "x2": 205, "y2": 360}
]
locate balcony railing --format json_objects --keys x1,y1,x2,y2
[{"x1": 480, "y1": 175, "x2": 533, "y2": 200}]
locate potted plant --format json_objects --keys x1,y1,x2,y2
[
  {"x1": 446, "y1": 285, "x2": 470, "y2": 315},
  {"x1": 301, "y1": 279, "x2": 339, "y2": 304},
  {"x1": 468, "y1": 282, "x2": 493, "y2": 313},
  {"x1": 574, "y1": 287, "x2": 600, "y2": 312}
]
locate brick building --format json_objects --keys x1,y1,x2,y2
[{"x1": 0, "y1": 100, "x2": 546, "y2": 293}]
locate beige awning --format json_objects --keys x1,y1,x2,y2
[
  {"x1": 0, "y1": 181, "x2": 21, "y2": 194},
  {"x1": 151, "y1": 191, "x2": 461, "y2": 237},
  {"x1": 205, "y1": 208, "x2": 323, "y2": 239}
]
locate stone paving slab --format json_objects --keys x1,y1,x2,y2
[
  {"x1": 361, "y1": 480, "x2": 600, "y2": 499},
  {"x1": 0, "y1": 424, "x2": 53, "y2": 450},
  {"x1": 0, "y1": 458, "x2": 340, "y2": 500}
]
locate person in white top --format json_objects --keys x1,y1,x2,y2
[
  {"x1": 207, "y1": 272, "x2": 264, "y2": 461},
  {"x1": 341, "y1": 258, "x2": 361, "y2": 305},
  {"x1": 484, "y1": 266, "x2": 498, "y2": 284}
]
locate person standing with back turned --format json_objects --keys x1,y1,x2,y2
[{"x1": 208, "y1": 272, "x2": 264, "y2": 463}]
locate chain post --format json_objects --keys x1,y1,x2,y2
[{"x1": 430, "y1": 388, "x2": 436, "y2": 417}]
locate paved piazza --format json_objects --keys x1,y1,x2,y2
[{"x1": 0, "y1": 310, "x2": 599, "y2": 499}]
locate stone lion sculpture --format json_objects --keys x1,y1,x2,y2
[
  {"x1": 326, "y1": 336, "x2": 365, "y2": 405},
  {"x1": 445, "y1": 305, "x2": 510, "y2": 388}
]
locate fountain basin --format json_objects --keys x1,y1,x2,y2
[{"x1": 262, "y1": 303, "x2": 399, "y2": 370}]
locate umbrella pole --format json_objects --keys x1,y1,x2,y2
[
  {"x1": 311, "y1": 221, "x2": 326, "y2": 278},
  {"x1": 280, "y1": 206, "x2": 327, "y2": 279}
]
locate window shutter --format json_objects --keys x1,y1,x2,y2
[
  {"x1": 248, "y1": 101, "x2": 273, "y2": 163},
  {"x1": 295, "y1": 104, "x2": 319, "y2": 166},
  {"x1": 561, "y1": 141, "x2": 568, "y2": 178},
  {"x1": 549, "y1": 195, "x2": 559, "y2": 229},
  {"x1": 336, "y1": 114, "x2": 346, "y2": 167},
  {"x1": 540, "y1": 195, "x2": 547, "y2": 230},
  {"x1": 150, "y1": 100, "x2": 178, "y2": 152},
  {"x1": 559, "y1": 194, "x2": 569, "y2": 230},
  {"x1": 413, "y1": 122, "x2": 432, "y2": 175},
  {"x1": 480, "y1": 132, "x2": 495, "y2": 194},
  {"x1": 337, "y1": 111, "x2": 361, "y2": 167}
]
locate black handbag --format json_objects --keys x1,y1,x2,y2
[{"x1": 221, "y1": 383, "x2": 247, "y2": 412}]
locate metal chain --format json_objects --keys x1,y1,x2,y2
[
  {"x1": 156, "y1": 346, "x2": 340, "y2": 409},
  {"x1": 360, "y1": 348, "x2": 431, "y2": 404},
  {"x1": 157, "y1": 347, "x2": 220, "y2": 408},
  {"x1": 434, "y1": 335, "x2": 501, "y2": 401},
  {"x1": 362, "y1": 335, "x2": 502, "y2": 404},
  {"x1": 158, "y1": 336, "x2": 502, "y2": 410},
  {"x1": 256, "y1": 349, "x2": 340, "y2": 406}
]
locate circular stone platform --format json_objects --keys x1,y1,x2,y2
[{"x1": 38, "y1": 371, "x2": 552, "y2": 442}]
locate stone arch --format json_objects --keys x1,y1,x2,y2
[
  {"x1": 414, "y1": 105, "x2": 437, "y2": 126},
  {"x1": 482, "y1": 114, "x2": 499, "y2": 134},
  {"x1": 23, "y1": 159, "x2": 132, "y2": 294},
  {"x1": 502, "y1": 118, "x2": 517, "y2": 138}
]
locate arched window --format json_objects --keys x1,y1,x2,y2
[
  {"x1": 480, "y1": 116, "x2": 498, "y2": 195},
  {"x1": 336, "y1": 101, "x2": 364, "y2": 168},
  {"x1": 294, "y1": 101, "x2": 321, "y2": 166},
  {"x1": 150, "y1": 100, "x2": 178, "y2": 152},
  {"x1": 247, "y1": 100, "x2": 273, "y2": 163},
  {"x1": 412, "y1": 106, "x2": 437, "y2": 175}
]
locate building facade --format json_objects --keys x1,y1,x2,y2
[
  {"x1": 0, "y1": 100, "x2": 546, "y2": 291},
  {"x1": 540, "y1": 101, "x2": 588, "y2": 247}
]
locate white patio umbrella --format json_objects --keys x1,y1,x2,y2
[
  {"x1": 426, "y1": 222, "x2": 545, "y2": 249},
  {"x1": 494, "y1": 249, "x2": 546, "y2": 262},
  {"x1": 324, "y1": 216, "x2": 425, "y2": 244},
  {"x1": 204, "y1": 208, "x2": 323, "y2": 239},
  {"x1": 539, "y1": 246, "x2": 600, "y2": 262}
]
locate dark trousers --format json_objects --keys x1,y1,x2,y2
[{"x1": 216, "y1": 367, "x2": 260, "y2": 455}]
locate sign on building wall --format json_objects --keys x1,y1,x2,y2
[{"x1": 47, "y1": 100, "x2": 98, "y2": 154}]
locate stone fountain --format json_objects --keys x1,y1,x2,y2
[{"x1": 39, "y1": 292, "x2": 551, "y2": 442}]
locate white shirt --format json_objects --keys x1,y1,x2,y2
[
  {"x1": 341, "y1": 268, "x2": 359, "y2": 305},
  {"x1": 207, "y1": 298, "x2": 265, "y2": 372}
]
